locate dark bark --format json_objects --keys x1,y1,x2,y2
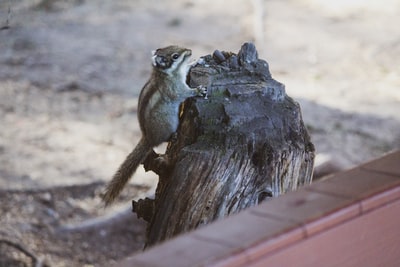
[{"x1": 134, "y1": 43, "x2": 315, "y2": 247}]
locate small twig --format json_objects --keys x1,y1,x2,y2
[
  {"x1": 0, "y1": 239, "x2": 49, "y2": 267},
  {"x1": 57, "y1": 207, "x2": 134, "y2": 233}
]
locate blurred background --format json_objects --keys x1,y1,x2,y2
[{"x1": 0, "y1": 0, "x2": 399, "y2": 266}]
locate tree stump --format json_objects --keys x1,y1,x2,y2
[{"x1": 134, "y1": 43, "x2": 315, "y2": 248}]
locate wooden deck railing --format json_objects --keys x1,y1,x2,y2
[{"x1": 116, "y1": 150, "x2": 400, "y2": 267}]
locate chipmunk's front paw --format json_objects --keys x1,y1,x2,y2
[{"x1": 196, "y1": 85, "x2": 208, "y2": 99}]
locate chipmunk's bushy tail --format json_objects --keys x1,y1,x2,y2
[{"x1": 102, "y1": 138, "x2": 151, "y2": 206}]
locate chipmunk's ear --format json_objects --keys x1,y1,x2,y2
[{"x1": 151, "y1": 50, "x2": 157, "y2": 67}]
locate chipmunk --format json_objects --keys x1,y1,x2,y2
[{"x1": 102, "y1": 45, "x2": 206, "y2": 206}]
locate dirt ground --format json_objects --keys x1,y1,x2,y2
[{"x1": 0, "y1": 0, "x2": 399, "y2": 266}]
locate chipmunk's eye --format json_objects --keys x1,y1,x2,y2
[{"x1": 171, "y1": 53, "x2": 180, "y2": 60}]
